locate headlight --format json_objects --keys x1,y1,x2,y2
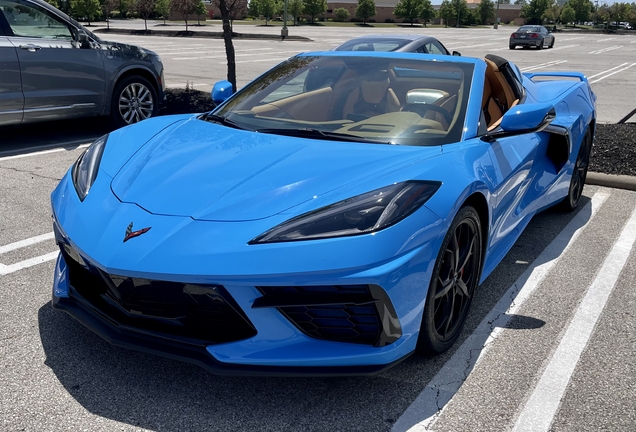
[
  {"x1": 250, "y1": 181, "x2": 441, "y2": 244},
  {"x1": 72, "y1": 134, "x2": 108, "y2": 201}
]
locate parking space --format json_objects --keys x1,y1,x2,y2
[{"x1": 2, "y1": 26, "x2": 636, "y2": 431}]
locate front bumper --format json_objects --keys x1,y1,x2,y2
[
  {"x1": 50, "y1": 167, "x2": 444, "y2": 375},
  {"x1": 52, "y1": 254, "x2": 410, "y2": 377}
]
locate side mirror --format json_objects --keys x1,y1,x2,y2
[
  {"x1": 452, "y1": 51, "x2": 461, "y2": 56},
  {"x1": 500, "y1": 102, "x2": 555, "y2": 132},
  {"x1": 211, "y1": 80, "x2": 234, "y2": 105},
  {"x1": 483, "y1": 102, "x2": 555, "y2": 141},
  {"x1": 77, "y1": 30, "x2": 90, "y2": 49}
]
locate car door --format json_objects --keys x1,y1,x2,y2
[
  {"x1": 2, "y1": 0, "x2": 105, "y2": 123},
  {"x1": 0, "y1": 7, "x2": 23, "y2": 126}
]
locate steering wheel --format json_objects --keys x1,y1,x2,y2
[{"x1": 401, "y1": 103, "x2": 452, "y2": 125}]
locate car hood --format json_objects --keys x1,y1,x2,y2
[{"x1": 110, "y1": 118, "x2": 442, "y2": 221}]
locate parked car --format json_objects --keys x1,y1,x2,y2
[
  {"x1": 51, "y1": 52, "x2": 595, "y2": 376},
  {"x1": 510, "y1": 25, "x2": 555, "y2": 49},
  {"x1": 0, "y1": 0, "x2": 165, "y2": 128},
  {"x1": 335, "y1": 34, "x2": 460, "y2": 56}
]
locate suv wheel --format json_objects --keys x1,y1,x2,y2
[{"x1": 111, "y1": 75, "x2": 158, "y2": 127}]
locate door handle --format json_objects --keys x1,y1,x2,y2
[{"x1": 19, "y1": 44, "x2": 41, "y2": 52}]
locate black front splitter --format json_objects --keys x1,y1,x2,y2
[{"x1": 52, "y1": 295, "x2": 411, "y2": 377}]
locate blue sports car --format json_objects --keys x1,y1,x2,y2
[{"x1": 51, "y1": 52, "x2": 596, "y2": 376}]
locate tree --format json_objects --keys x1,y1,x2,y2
[
  {"x1": 521, "y1": 0, "x2": 550, "y2": 24},
  {"x1": 258, "y1": 0, "x2": 277, "y2": 24},
  {"x1": 450, "y1": 0, "x2": 468, "y2": 26},
  {"x1": 560, "y1": 3, "x2": 575, "y2": 24},
  {"x1": 247, "y1": 0, "x2": 259, "y2": 17},
  {"x1": 155, "y1": 0, "x2": 170, "y2": 24},
  {"x1": 542, "y1": 0, "x2": 561, "y2": 24},
  {"x1": 418, "y1": 0, "x2": 434, "y2": 26},
  {"x1": 118, "y1": 0, "x2": 132, "y2": 17},
  {"x1": 45, "y1": 0, "x2": 59, "y2": 7},
  {"x1": 217, "y1": 0, "x2": 242, "y2": 92},
  {"x1": 438, "y1": 0, "x2": 455, "y2": 27},
  {"x1": 476, "y1": 0, "x2": 495, "y2": 24},
  {"x1": 334, "y1": 7, "x2": 350, "y2": 21},
  {"x1": 568, "y1": 0, "x2": 591, "y2": 23},
  {"x1": 171, "y1": 0, "x2": 198, "y2": 31},
  {"x1": 134, "y1": 0, "x2": 156, "y2": 30},
  {"x1": 70, "y1": 0, "x2": 101, "y2": 25},
  {"x1": 303, "y1": 0, "x2": 327, "y2": 23},
  {"x1": 609, "y1": 2, "x2": 630, "y2": 25},
  {"x1": 194, "y1": 0, "x2": 207, "y2": 24},
  {"x1": 355, "y1": 0, "x2": 375, "y2": 23},
  {"x1": 101, "y1": 0, "x2": 118, "y2": 28},
  {"x1": 288, "y1": 0, "x2": 304, "y2": 24},
  {"x1": 213, "y1": 0, "x2": 247, "y2": 28},
  {"x1": 394, "y1": 0, "x2": 421, "y2": 25},
  {"x1": 514, "y1": 0, "x2": 527, "y2": 5}
]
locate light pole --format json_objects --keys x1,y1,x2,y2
[
  {"x1": 494, "y1": 0, "x2": 500, "y2": 29},
  {"x1": 456, "y1": 0, "x2": 460, "y2": 27},
  {"x1": 281, "y1": 0, "x2": 289, "y2": 39}
]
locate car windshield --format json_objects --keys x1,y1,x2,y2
[
  {"x1": 211, "y1": 55, "x2": 473, "y2": 146},
  {"x1": 517, "y1": 26, "x2": 542, "y2": 32},
  {"x1": 335, "y1": 38, "x2": 412, "y2": 52}
]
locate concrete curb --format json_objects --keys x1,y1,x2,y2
[
  {"x1": 94, "y1": 28, "x2": 313, "y2": 41},
  {"x1": 586, "y1": 172, "x2": 636, "y2": 191}
]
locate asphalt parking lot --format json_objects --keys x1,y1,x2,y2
[{"x1": 1, "y1": 25, "x2": 636, "y2": 432}]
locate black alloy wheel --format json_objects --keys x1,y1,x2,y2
[
  {"x1": 560, "y1": 129, "x2": 592, "y2": 211},
  {"x1": 418, "y1": 206, "x2": 483, "y2": 354},
  {"x1": 537, "y1": 38, "x2": 544, "y2": 49}
]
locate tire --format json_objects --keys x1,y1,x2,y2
[
  {"x1": 549, "y1": 38, "x2": 555, "y2": 48},
  {"x1": 509, "y1": 45, "x2": 516, "y2": 50},
  {"x1": 110, "y1": 75, "x2": 158, "y2": 128},
  {"x1": 417, "y1": 206, "x2": 483, "y2": 355},
  {"x1": 560, "y1": 129, "x2": 592, "y2": 212},
  {"x1": 537, "y1": 39, "x2": 544, "y2": 49}
]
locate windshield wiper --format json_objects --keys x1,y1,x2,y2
[
  {"x1": 204, "y1": 113, "x2": 246, "y2": 130},
  {"x1": 255, "y1": 128, "x2": 389, "y2": 144}
]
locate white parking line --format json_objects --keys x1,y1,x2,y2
[
  {"x1": 596, "y1": 37, "x2": 616, "y2": 42},
  {"x1": 392, "y1": 190, "x2": 610, "y2": 432},
  {"x1": 589, "y1": 45, "x2": 623, "y2": 54},
  {"x1": 0, "y1": 232, "x2": 54, "y2": 255},
  {"x1": 586, "y1": 62, "x2": 629, "y2": 79},
  {"x1": 172, "y1": 48, "x2": 278, "y2": 60},
  {"x1": 231, "y1": 56, "x2": 298, "y2": 64},
  {"x1": 0, "y1": 143, "x2": 90, "y2": 162},
  {"x1": 445, "y1": 43, "x2": 497, "y2": 50},
  {"x1": 521, "y1": 60, "x2": 567, "y2": 72},
  {"x1": 590, "y1": 63, "x2": 636, "y2": 84},
  {"x1": 560, "y1": 37, "x2": 583, "y2": 41},
  {"x1": 512, "y1": 203, "x2": 636, "y2": 432},
  {"x1": 0, "y1": 252, "x2": 59, "y2": 276},
  {"x1": 548, "y1": 44, "x2": 579, "y2": 51},
  {"x1": 166, "y1": 82, "x2": 209, "y2": 88}
]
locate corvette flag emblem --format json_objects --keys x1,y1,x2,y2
[{"x1": 123, "y1": 222, "x2": 151, "y2": 243}]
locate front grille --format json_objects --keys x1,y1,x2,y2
[
  {"x1": 61, "y1": 246, "x2": 256, "y2": 346},
  {"x1": 255, "y1": 285, "x2": 401, "y2": 347}
]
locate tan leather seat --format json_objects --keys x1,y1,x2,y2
[
  {"x1": 483, "y1": 60, "x2": 519, "y2": 130},
  {"x1": 342, "y1": 72, "x2": 400, "y2": 120}
]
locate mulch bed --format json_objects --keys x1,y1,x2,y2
[
  {"x1": 163, "y1": 88, "x2": 216, "y2": 115},
  {"x1": 95, "y1": 28, "x2": 312, "y2": 41},
  {"x1": 591, "y1": 124, "x2": 636, "y2": 176},
  {"x1": 161, "y1": 90, "x2": 636, "y2": 177}
]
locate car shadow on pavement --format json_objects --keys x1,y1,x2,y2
[
  {"x1": 0, "y1": 118, "x2": 112, "y2": 157},
  {"x1": 36, "y1": 196, "x2": 590, "y2": 432}
]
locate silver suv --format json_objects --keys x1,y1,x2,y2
[{"x1": 0, "y1": 0, "x2": 165, "y2": 128}]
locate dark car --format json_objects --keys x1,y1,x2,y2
[
  {"x1": 334, "y1": 34, "x2": 460, "y2": 56},
  {"x1": 509, "y1": 25, "x2": 555, "y2": 50},
  {"x1": 0, "y1": 0, "x2": 165, "y2": 128}
]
